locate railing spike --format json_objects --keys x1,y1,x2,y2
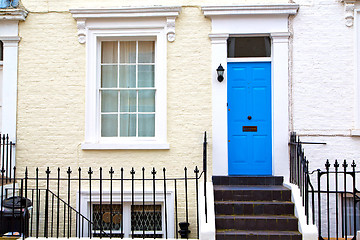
[
  {"x1": 343, "y1": 159, "x2": 348, "y2": 169},
  {"x1": 334, "y1": 159, "x2": 339, "y2": 168},
  {"x1": 351, "y1": 160, "x2": 356, "y2": 168},
  {"x1": 194, "y1": 166, "x2": 199, "y2": 173},
  {"x1": 325, "y1": 159, "x2": 330, "y2": 170}
]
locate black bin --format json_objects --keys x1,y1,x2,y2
[{"x1": 0, "y1": 196, "x2": 32, "y2": 237}]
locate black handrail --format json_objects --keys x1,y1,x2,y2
[{"x1": 203, "y1": 131, "x2": 208, "y2": 223}]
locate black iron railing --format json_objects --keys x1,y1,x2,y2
[
  {"x1": 0, "y1": 133, "x2": 15, "y2": 184},
  {"x1": 290, "y1": 132, "x2": 360, "y2": 240},
  {"x1": 0, "y1": 132, "x2": 209, "y2": 239}
]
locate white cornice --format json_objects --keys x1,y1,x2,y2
[
  {"x1": 69, "y1": 6, "x2": 181, "y2": 19},
  {"x1": 70, "y1": 6, "x2": 182, "y2": 44},
  {"x1": 201, "y1": 4, "x2": 299, "y2": 17},
  {"x1": 0, "y1": 8, "x2": 28, "y2": 21},
  {"x1": 341, "y1": 0, "x2": 356, "y2": 27}
]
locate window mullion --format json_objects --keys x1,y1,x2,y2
[
  {"x1": 136, "y1": 41, "x2": 139, "y2": 138},
  {"x1": 118, "y1": 41, "x2": 121, "y2": 137}
]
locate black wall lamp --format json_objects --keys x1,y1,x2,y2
[{"x1": 216, "y1": 64, "x2": 225, "y2": 82}]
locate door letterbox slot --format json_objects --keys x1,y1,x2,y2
[{"x1": 243, "y1": 126, "x2": 257, "y2": 132}]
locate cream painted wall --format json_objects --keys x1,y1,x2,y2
[{"x1": 16, "y1": 6, "x2": 213, "y2": 175}]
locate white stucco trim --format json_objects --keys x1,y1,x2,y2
[
  {"x1": 0, "y1": 12, "x2": 26, "y2": 142},
  {"x1": 199, "y1": 182, "x2": 215, "y2": 240},
  {"x1": 70, "y1": 7, "x2": 181, "y2": 43},
  {"x1": 0, "y1": 8, "x2": 28, "y2": 21},
  {"x1": 283, "y1": 182, "x2": 318, "y2": 240},
  {"x1": 354, "y1": 10, "x2": 360, "y2": 134},
  {"x1": 202, "y1": 4, "x2": 299, "y2": 16},
  {"x1": 0, "y1": 36, "x2": 20, "y2": 142},
  {"x1": 205, "y1": 5, "x2": 298, "y2": 178},
  {"x1": 77, "y1": 190, "x2": 174, "y2": 238}
]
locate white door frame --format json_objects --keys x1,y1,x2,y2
[{"x1": 202, "y1": 4, "x2": 298, "y2": 179}]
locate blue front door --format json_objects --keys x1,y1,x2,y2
[{"x1": 227, "y1": 62, "x2": 272, "y2": 175}]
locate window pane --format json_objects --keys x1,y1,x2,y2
[
  {"x1": 101, "y1": 114, "x2": 118, "y2": 137},
  {"x1": 120, "y1": 114, "x2": 136, "y2": 137},
  {"x1": 120, "y1": 90, "x2": 137, "y2": 112},
  {"x1": 101, "y1": 91, "x2": 118, "y2": 112},
  {"x1": 102, "y1": 41, "x2": 118, "y2": 63},
  {"x1": 138, "y1": 90, "x2": 155, "y2": 112},
  {"x1": 227, "y1": 37, "x2": 271, "y2": 58},
  {"x1": 101, "y1": 65, "x2": 118, "y2": 88},
  {"x1": 120, "y1": 41, "x2": 136, "y2": 63},
  {"x1": 138, "y1": 114, "x2": 155, "y2": 137},
  {"x1": 131, "y1": 205, "x2": 161, "y2": 231},
  {"x1": 138, "y1": 41, "x2": 155, "y2": 63},
  {"x1": 119, "y1": 65, "x2": 136, "y2": 88},
  {"x1": 138, "y1": 65, "x2": 154, "y2": 87},
  {"x1": 93, "y1": 204, "x2": 122, "y2": 231}
]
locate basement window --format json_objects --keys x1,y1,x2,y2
[
  {"x1": 92, "y1": 203, "x2": 163, "y2": 238},
  {"x1": 227, "y1": 37, "x2": 271, "y2": 58},
  {"x1": 342, "y1": 197, "x2": 360, "y2": 236}
]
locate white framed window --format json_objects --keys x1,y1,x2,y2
[
  {"x1": 70, "y1": 7, "x2": 181, "y2": 149},
  {"x1": 92, "y1": 203, "x2": 163, "y2": 238},
  {"x1": 78, "y1": 190, "x2": 174, "y2": 238}
]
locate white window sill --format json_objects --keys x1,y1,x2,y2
[{"x1": 81, "y1": 141, "x2": 170, "y2": 150}]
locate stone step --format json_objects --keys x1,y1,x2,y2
[
  {"x1": 214, "y1": 185, "x2": 291, "y2": 202},
  {"x1": 213, "y1": 176, "x2": 284, "y2": 186},
  {"x1": 215, "y1": 215, "x2": 299, "y2": 231},
  {"x1": 216, "y1": 230, "x2": 302, "y2": 240},
  {"x1": 215, "y1": 200, "x2": 294, "y2": 215}
]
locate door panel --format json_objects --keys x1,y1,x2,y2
[{"x1": 228, "y1": 62, "x2": 272, "y2": 175}]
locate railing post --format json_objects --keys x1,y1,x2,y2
[
  {"x1": 130, "y1": 167, "x2": 135, "y2": 239},
  {"x1": 163, "y1": 168, "x2": 168, "y2": 239},
  {"x1": 352, "y1": 160, "x2": 357, "y2": 240},
  {"x1": 57, "y1": 168, "x2": 60, "y2": 238},
  {"x1": 36, "y1": 167, "x2": 39, "y2": 238},
  {"x1": 99, "y1": 167, "x2": 102, "y2": 239},
  {"x1": 343, "y1": 160, "x2": 348, "y2": 239},
  {"x1": 88, "y1": 167, "x2": 93, "y2": 239},
  {"x1": 109, "y1": 167, "x2": 114, "y2": 239},
  {"x1": 325, "y1": 160, "x2": 330, "y2": 239},
  {"x1": 45, "y1": 167, "x2": 51, "y2": 238},
  {"x1": 151, "y1": 167, "x2": 157, "y2": 238},
  {"x1": 142, "y1": 167, "x2": 145, "y2": 239},
  {"x1": 67, "y1": 167, "x2": 72, "y2": 238},
  {"x1": 184, "y1": 167, "x2": 189, "y2": 240},
  {"x1": 121, "y1": 168, "x2": 124, "y2": 239},
  {"x1": 194, "y1": 166, "x2": 199, "y2": 239},
  {"x1": 334, "y1": 160, "x2": 339, "y2": 239},
  {"x1": 78, "y1": 167, "x2": 82, "y2": 238},
  {"x1": 317, "y1": 169, "x2": 321, "y2": 239}
]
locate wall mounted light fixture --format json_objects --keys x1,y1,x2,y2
[{"x1": 216, "y1": 64, "x2": 225, "y2": 82}]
